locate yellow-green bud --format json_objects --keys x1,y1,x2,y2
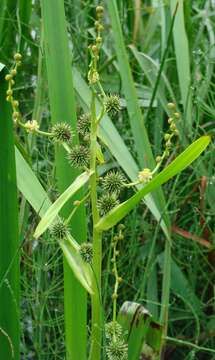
[
  {"x1": 11, "y1": 79, "x2": 15, "y2": 85},
  {"x1": 166, "y1": 139, "x2": 171, "y2": 148},
  {"x1": 170, "y1": 123, "x2": 176, "y2": 131},
  {"x1": 6, "y1": 96, "x2": 11, "y2": 102},
  {"x1": 11, "y1": 69, "x2": 17, "y2": 76},
  {"x1": 98, "y1": 24, "x2": 104, "y2": 32},
  {"x1": 5, "y1": 74, "x2": 12, "y2": 81},
  {"x1": 167, "y1": 102, "x2": 176, "y2": 110},
  {"x1": 118, "y1": 277, "x2": 123, "y2": 283},
  {"x1": 13, "y1": 100, "x2": 19, "y2": 107},
  {"x1": 91, "y1": 44, "x2": 98, "y2": 54},
  {"x1": 13, "y1": 111, "x2": 19, "y2": 119},
  {"x1": 156, "y1": 156, "x2": 162, "y2": 163},
  {"x1": 168, "y1": 117, "x2": 173, "y2": 124},
  {"x1": 164, "y1": 133, "x2": 170, "y2": 140},
  {"x1": 174, "y1": 112, "x2": 180, "y2": 119},
  {"x1": 96, "y1": 6, "x2": 104, "y2": 16},
  {"x1": 14, "y1": 53, "x2": 22, "y2": 61},
  {"x1": 112, "y1": 293, "x2": 118, "y2": 300},
  {"x1": 73, "y1": 200, "x2": 81, "y2": 206},
  {"x1": 96, "y1": 36, "x2": 102, "y2": 44},
  {"x1": 7, "y1": 89, "x2": 13, "y2": 96}
]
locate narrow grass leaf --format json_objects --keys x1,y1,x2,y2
[
  {"x1": 41, "y1": 1, "x2": 88, "y2": 358},
  {"x1": 0, "y1": 68, "x2": 20, "y2": 359},
  {"x1": 34, "y1": 170, "x2": 93, "y2": 239},
  {"x1": 15, "y1": 148, "x2": 51, "y2": 216},
  {"x1": 96, "y1": 136, "x2": 210, "y2": 231},
  {"x1": 170, "y1": 0, "x2": 192, "y2": 129}
]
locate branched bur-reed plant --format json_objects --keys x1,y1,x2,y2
[{"x1": 5, "y1": 5, "x2": 210, "y2": 360}]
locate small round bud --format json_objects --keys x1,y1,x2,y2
[
  {"x1": 167, "y1": 102, "x2": 176, "y2": 110},
  {"x1": 73, "y1": 200, "x2": 81, "y2": 206},
  {"x1": 6, "y1": 96, "x2": 11, "y2": 102},
  {"x1": 98, "y1": 24, "x2": 104, "y2": 32},
  {"x1": 94, "y1": 20, "x2": 100, "y2": 28},
  {"x1": 96, "y1": 6, "x2": 104, "y2": 16},
  {"x1": 11, "y1": 69, "x2": 17, "y2": 76},
  {"x1": 118, "y1": 224, "x2": 125, "y2": 231},
  {"x1": 156, "y1": 156, "x2": 162, "y2": 163},
  {"x1": 6, "y1": 89, "x2": 13, "y2": 96},
  {"x1": 13, "y1": 111, "x2": 19, "y2": 119},
  {"x1": 115, "y1": 250, "x2": 119, "y2": 256},
  {"x1": 164, "y1": 133, "x2": 170, "y2": 141},
  {"x1": 14, "y1": 53, "x2": 22, "y2": 61},
  {"x1": 17, "y1": 61, "x2": 22, "y2": 67},
  {"x1": 170, "y1": 123, "x2": 176, "y2": 131},
  {"x1": 91, "y1": 45, "x2": 98, "y2": 54},
  {"x1": 11, "y1": 79, "x2": 15, "y2": 85},
  {"x1": 5, "y1": 74, "x2": 12, "y2": 81},
  {"x1": 113, "y1": 235, "x2": 119, "y2": 243},
  {"x1": 111, "y1": 258, "x2": 114, "y2": 263},
  {"x1": 96, "y1": 36, "x2": 102, "y2": 44},
  {"x1": 165, "y1": 139, "x2": 172, "y2": 148},
  {"x1": 138, "y1": 168, "x2": 152, "y2": 183},
  {"x1": 112, "y1": 293, "x2": 118, "y2": 300},
  {"x1": 118, "y1": 277, "x2": 123, "y2": 283},
  {"x1": 118, "y1": 234, "x2": 124, "y2": 241},
  {"x1": 168, "y1": 117, "x2": 173, "y2": 124},
  {"x1": 174, "y1": 112, "x2": 180, "y2": 119},
  {"x1": 13, "y1": 100, "x2": 19, "y2": 107}
]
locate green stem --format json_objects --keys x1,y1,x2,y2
[{"x1": 90, "y1": 89, "x2": 103, "y2": 359}]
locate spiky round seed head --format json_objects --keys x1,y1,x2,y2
[
  {"x1": 67, "y1": 145, "x2": 90, "y2": 169},
  {"x1": 11, "y1": 69, "x2": 17, "y2": 76},
  {"x1": 77, "y1": 113, "x2": 91, "y2": 137},
  {"x1": 102, "y1": 171, "x2": 124, "y2": 194},
  {"x1": 167, "y1": 102, "x2": 176, "y2": 110},
  {"x1": 105, "y1": 95, "x2": 121, "y2": 117},
  {"x1": 50, "y1": 219, "x2": 69, "y2": 240},
  {"x1": 98, "y1": 193, "x2": 119, "y2": 215},
  {"x1": 51, "y1": 123, "x2": 73, "y2": 143},
  {"x1": 14, "y1": 53, "x2": 22, "y2": 61},
  {"x1": 79, "y1": 243, "x2": 93, "y2": 264},
  {"x1": 106, "y1": 340, "x2": 128, "y2": 360},
  {"x1": 105, "y1": 321, "x2": 123, "y2": 342},
  {"x1": 5, "y1": 74, "x2": 12, "y2": 81},
  {"x1": 138, "y1": 168, "x2": 152, "y2": 183}
]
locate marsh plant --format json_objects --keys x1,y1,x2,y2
[{"x1": 2, "y1": 3, "x2": 211, "y2": 360}]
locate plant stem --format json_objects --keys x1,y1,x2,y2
[{"x1": 90, "y1": 90, "x2": 103, "y2": 359}]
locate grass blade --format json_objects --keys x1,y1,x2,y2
[
  {"x1": 34, "y1": 170, "x2": 93, "y2": 239},
  {"x1": 96, "y1": 136, "x2": 210, "y2": 231},
  {"x1": 41, "y1": 1, "x2": 87, "y2": 358},
  {"x1": 170, "y1": 0, "x2": 192, "y2": 130},
  {"x1": 0, "y1": 68, "x2": 20, "y2": 359}
]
